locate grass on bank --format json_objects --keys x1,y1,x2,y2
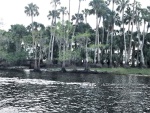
[
  {"x1": 93, "y1": 68, "x2": 150, "y2": 75},
  {"x1": 47, "y1": 67, "x2": 150, "y2": 75}
]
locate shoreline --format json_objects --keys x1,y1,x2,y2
[{"x1": 0, "y1": 67, "x2": 150, "y2": 77}]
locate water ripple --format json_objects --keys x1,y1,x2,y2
[{"x1": 0, "y1": 75, "x2": 150, "y2": 112}]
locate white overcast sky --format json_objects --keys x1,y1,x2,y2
[{"x1": 0, "y1": 0, "x2": 148, "y2": 31}]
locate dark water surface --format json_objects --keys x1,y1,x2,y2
[{"x1": 0, "y1": 71, "x2": 150, "y2": 113}]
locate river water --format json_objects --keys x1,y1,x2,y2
[{"x1": 0, "y1": 71, "x2": 150, "y2": 113}]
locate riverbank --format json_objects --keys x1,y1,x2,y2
[
  {"x1": 46, "y1": 67, "x2": 150, "y2": 76},
  {"x1": 92, "y1": 68, "x2": 150, "y2": 76},
  {"x1": 0, "y1": 67, "x2": 150, "y2": 76}
]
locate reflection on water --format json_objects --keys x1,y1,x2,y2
[{"x1": 0, "y1": 71, "x2": 150, "y2": 113}]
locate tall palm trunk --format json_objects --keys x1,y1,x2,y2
[
  {"x1": 94, "y1": 14, "x2": 98, "y2": 64},
  {"x1": 54, "y1": 2, "x2": 57, "y2": 24},
  {"x1": 34, "y1": 41, "x2": 38, "y2": 70},
  {"x1": 68, "y1": 0, "x2": 71, "y2": 21},
  {"x1": 62, "y1": 12, "x2": 66, "y2": 69},
  {"x1": 85, "y1": 16, "x2": 87, "y2": 24},
  {"x1": 127, "y1": 20, "x2": 131, "y2": 63},
  {"x1": 85, "y1": 38, "x2": 88, "y2": 70},
  {"x1": 110, "y1": 0, "x2": 115, "y2": 67},
  {"x1": 106, "y1": 31, "x2": 109, "y2": 45},
  {"x1": 71, "y1": 0, "x2": 81, "y2": 51},
  {"x1": 48, "y1": 1, "x2": 58, "y2": 65},
  {"x1": 97, "y1": 17, "x2": 101, "y2": 64},
  {"x1": 136, "y1": 19, "x2": 141, "y2": 67},
  {"x1": 58, "y1": 41, "x2": 61, "y2": 65},
  {"x1": 50, "y1": 1, "x2": 57, "y2": 63},
  {"x1": 31, "y1": 16, "x2": 34, "y2": 46},
  {"x1": 136, "y1": 7, "x2": 145, "y2": 67},
  {"x1": 122, "y1": 8, "x2": 127, "y2": 66},
  {"x1": 47, "y1": 19, "x2": 54, "y2": 64},
  {"x1": 62, "y1": 42, "x2": 66, "y2": 68},
  {"x1": 38, "y1": 32, "x2": 43, "y2": 69},
  {"x1": 102, "y1": 17, "x2": 105, "y2": 44},
  {"x1": 50, "y1": 34, "x2": 55, "y2": 62},
  {"x1": 140, "y1": 20, "x2": 146, "y2": 67},
  {"x1": 131, "y1": 41, "x2": 135, "y2": 67},
  {"x1": 48, "y1": 34, "x2": 52, "y2": 62},
  {"x1": 128, "y1": 0, "x2": 135, "y2": 65},
  {"x1": 31, "y1": 15, "x2": 37, "y2": 69}
]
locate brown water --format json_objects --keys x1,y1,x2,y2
[{"x1": 0, "y1": 71, "x2": 150, "y2": 113}]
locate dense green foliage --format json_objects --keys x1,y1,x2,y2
[{"x1": 0, "y1": 0, "x2": 150, "y2": 69}]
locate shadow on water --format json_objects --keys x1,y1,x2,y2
[{"x1": 0, "y1": 70, "x2": 150, "y2": 112}]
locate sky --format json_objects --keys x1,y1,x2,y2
[{"x1": 0, "y1": 0, "x2": 149, "y2": 31}]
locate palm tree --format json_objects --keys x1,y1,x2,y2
[
  {"x1": 50, "y1": 0, "x2": 61, "y2": 24},
  {"x1": 71, "y1": 14, "x2": 84, "y2": 23},
  {"x1": 59, "y1": 7, "x2": 67, "y2": 25},
  {"x1": 135, "y1": 1, "x2": 142, "y2": 66},
  {"x1": 71, "y1": 0, "x2": 85, "y2": 53},
  {"x1": 32, "y1": 22, "x2": 40, "y2": 69},
  {"x1": 124, "y1": 4, "x2": 133, "y2": 64},
  {"x1": 47, "y1": 10, "x2": 60, "y2": 64},
  {"x1": 108, "y1": 0, "x2": 118, "y2": 67},
  {"x1": 24, "y1": 3, "x2": 39, "y2": 46},
  {"x1": 116, "y1": 0, "x2": 129, "y2": 66},
  {"x1": 76, "y1": 0, "x2": 85, "y2": 25},
  {"x1": 89, "y1": 0, "x2": 106, "y2": 66},
  {"x1": 46, "y1": 0, "x2": 60, "y2": 65},
  {"x1": 82, "y1": 8, "x2": 89, "y2": 23},
  {"x1": 127, "y1": 0, "x2": 136, "y2": 66},
  {"x1": 24, "y1": 3, "x2": 39, "y2": 70},
  {"x1": 59, "y1": 7, "x2": 68, "y2": 68},
  {"x1": 139, "y1": 7, "x2": 150, "y2": 67},
  {"x1": 37, "y1": 23, "x2": 45, "y2": 69},
  {"x1": 47, "y1": 10, "x2": 60, "y2": 25}
]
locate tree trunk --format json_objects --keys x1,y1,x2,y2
[
  {"x1": 94, "y1": 14, "x2": 98, "y2": 64},
  {"x1": 85, "y1": 38, "x2": 89, "y2": 70},
  {"x1": 48, "y1": 34, "x2": 52, "y2": 60},
  {"x1": 54, "y1": 2, "x2": 57, "y2": 24},
  {"x1": 85, "y1": 16, "x2": 87, "y2": 24},
  {"x1": 109, "y1": 0, "x2": 115, "y2": 68},
  {"x1": 38, "y1": 33, "x2": 42, "y2": 69},
  {"x1": 140, "y1": 21, "x2": 146, "y2": 67},
  {"x1": 122, "y1": 8, "x2": 127, "y2": 66},
  {"x1": 102, "y1": 18, "x2": 105, "y2": 44},
  {"x1": 97, "y1": 24, "x2": 100, "y2": 64},
  {"x1": 128, "y1": 0, "x2": 135, "y2": 65},
  {"x1": 47, "y1": 31, "x2": 53, "y2": 65},
  {"x1": 127, "y1": 20, "x2": 131, "y2": 64},
  {"x1": 31, "y1": 15, "x2": 37, "y2": 69},
  {"x1": 120, "y1": 48, "x2": 123, "y2": 67},
  {"x1": 131, "y1": 42, "x2": 135, "y2": 67},
  {"x1": 71, "y1": 0, "x2": 81, "y2": 52},
  {"x1": 136, "y1": 21, "x2": 141, "y2": 67},
  {"x1": 34, "y1": 41, "x2": 38, "y2": 70},
  {"x1": 58, "y1": 41, "x2": 61, "y2": 65},
  {"x1": 106, "y1": 31, "x2": 109, "y2": 45},
  {"x1": 68, "y1": 0, "x2": 71, "y2": 22},
  {"x1": 62, "y1": 43, "x2": 66, "y2": 68},
  {"x1": 47, "y1": 18, "x2": 54, "y2": 65},
  {"x1": 50, "y1": 35, "x2": 55, "y2": 63},
  {"x1": 62, "y1": 12, "x2": 66, "y2": 69},
  {"x1": 110, "y1": 32, "x2": 113, "y2": 67},
  {"x1": 31, "y1": 16, "x2": 34, "y2": 47}
]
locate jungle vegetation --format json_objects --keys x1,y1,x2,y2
[{"x1": 0, "y1": 0, "x2": 150, "y2": 71}]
